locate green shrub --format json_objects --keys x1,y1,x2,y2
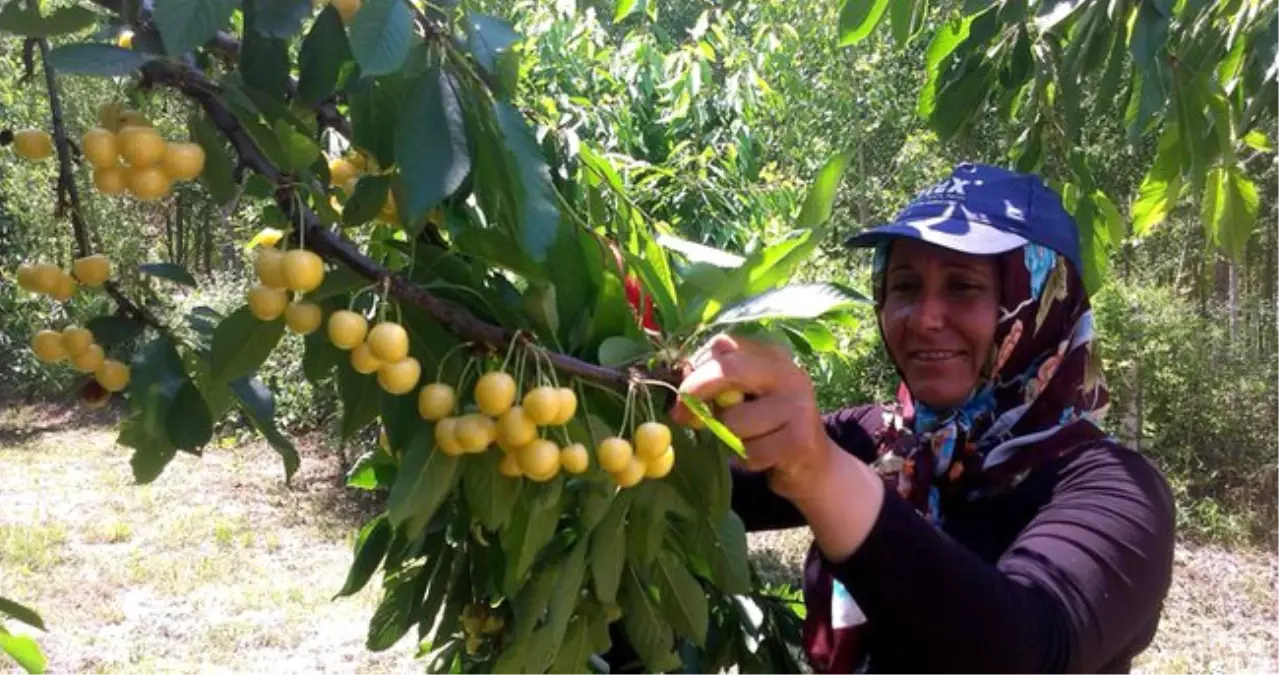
[{"x1": 1093, "y1": 280, "x2": 1278, "y2": 547}]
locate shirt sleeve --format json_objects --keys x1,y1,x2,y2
[
  {"x1": 831, "y1": 443, "x2": 1177, "y2": 673},
  {"x1": 731, "y1": 404, "x2": 885, "y2": 533}
]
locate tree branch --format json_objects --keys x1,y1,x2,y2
[
  {"x1": 142, "y1": 60, "x2": 638, "y2": 389},
  {"x1": 36, "y1": 38, "x2": 164, "y2": 331}
]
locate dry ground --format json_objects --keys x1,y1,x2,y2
[{"x1": 1, "y1": 402, "x2": 1275, "y2": 674}]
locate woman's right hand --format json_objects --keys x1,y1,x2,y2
[{"x1": 673, "y1": 332, "x2": 885, "y2": 560}]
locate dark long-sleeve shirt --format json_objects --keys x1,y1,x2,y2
[{"x1": 731, "y1": 405, "x2": 1177, "y2": 673}]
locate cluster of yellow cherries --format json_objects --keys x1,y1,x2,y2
[
  {"x1": 8, "y1": 104, "x2": 205, "y2": 202},
  {"x1": 415, "y1": 370, "x2": 676, "y2": 487},
  {"x1": 15, "y1": 254, "x2": 109, "y2": 303},
  {"x1": 18, "y1": 255, "x2": 130, "y2": 399},
  {"x1": 246, "y1": 243, "x2": 422, "y2": 395}
]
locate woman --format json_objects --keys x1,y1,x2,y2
[{"x1": 675, "y1": 164, "x2": 1176, "y2": 673}]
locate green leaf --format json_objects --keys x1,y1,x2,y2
[
  {"x1": 525, "y1": 542, "x2": 591, "y2": 672},
  {"x1": 154, "y1": 0, "x2": 237, "y2": 56},
  {"x1": 461, "y1": 451, "x2": 522, "y2": 530},
  {"x1": 550, "y1": 617, "x2": 595, "y2": 674},
  {"x1": 386, "y1": 425, "x2": 461, "y2": 528},
  {"x1": 1203, "y1": 165, "x2": 1259, "y2": 261},
  {"x1": 252, "y1": 0, "x2": 312, "y2": 38},
  {"x1": 452, "y1": 228, "x2": 545, "y2": 281},
  {"x1": 346, "y1": 76, "x2": 402, "y2": 169},
  {"x1": 85, "y1": 315, "x2": 144, "y2": 352},
  {"x1": 118, "y1": 409, "x2": 177, "y2": 484},
  {"x1": 889, "y1": 0, "x2": 926, "y2": 45},
  {"x1": 0, "y1": 630, "x2": 45, "y2": 675},
  {"x1": 494, "y1": 101, "x2": 562, "y2": 263},
  {"x1": 1243, "y1": 129, "x2": 1274, "y2": 152},
  {"x1": 229, "y1": 377, "x2": 300, "y2": 480},
  {"x1": 209, "y1": 307, "x2": 286, "y2": 383},
  {"x1": 45, "y1": 44, "x2": 152, "y2": 77},
  {"x1": 625, "y1": 486, "x2": 669, "y2": 568},
  {"x1": 240, "y1": 26, "x2": 290, "y2": 102},
  {"x1": 620, "y1": 568, "x2": 681, "y2": 673},
  {"x1": 839, "y1": 0, "x2": 890, "y2": 46},
  {"x1": 1132, "y1": 123, "x2": 1182, "y2": 237},
  {"x1": 679, "y1": 394, "x2": 745, "y2": 457},
  {"x1": 366, "y1": 563, "x2": 428, "y2": 651},
  {"x1": 303, "y1": 325, "x2": 342, "y2": 383},
  {"x1": 0, "y1": 599, "x2": 44, "y2": 632},
  {"x1": 348, "y1": 0, "x2": 415, "y2": 76},
  {"x1": 341, "y1": 175, "x2": 390, "y2": 226},
  {"x1": 667, "y1": 429, "x2": 731, "y2": 519},
  {"x1": 501, "y1": 481, "x2": 565, "y2": 595},
  {"x1": 656, "y1": 234, "x2": 745, "y2": 268},
  {"x1": 917, "y1": 15, "x2": 974, "y2": 120},
  {"x1": 165, "y1": 380, "x2": 213, "y2": 451},
  {"x1": 139, "y1": 262, "x2": 197, "y2": 287},
  {"x1": 346, "y1": 450, "x2": 396, "y2": 490},
  {"x1": 416, "y1": 543, "x2": 458, "y2": 641},
  {"x1": 1091, "y1": 190, "x2": 1125, "y2": 248},
  {"x1": 45, "y1": 6, "x2": 99, "y2": 36},
  {"x1": 714, "y1": 283, "x2": 867, "y2": 326},
  {"x1": 598, "y1": 336, "x2": 650, "y2": 367},
  {"x1": 654, "y1": 552, "x2": 708, "y2": 646},
  {"x1": 395, "y1": 67, "x2": 471, "y2": 223},
  {"x1": 335, "y1": 514, "x2": 393, "y2": 598},
  {"x1": 797, "y1": 152, "x2": 850, "y2": 230},
  {"x1": 465, "y1": 13, "x2": 519, "y2": 75},
  {"x1": 338, "y1": 359, "x2": 382, "y2": 439},
  {"x1": 0, "y1": 3, "x2": 98, "y2": 37},
  {"x1": 274, "y1": 120, "x2": 320, "y2": 173},
  {"x1": 189, "y1": 114, "x2": 237, "y2": 205},
  {"x1": 698, "y1": 513, "x2": 751, "y2": 594},
  {"x1": 298, "y1": 6, "x2": 352, "y2": 104},
  {"x1": 590, "y1": 491, "x2": 631, "y2": 604},
  {"x1": 614, "y1": 0, "x2": 639, "y2": 22},
  {"x1": 129, "y1": 335, "x2": 189, "y2": 446}
]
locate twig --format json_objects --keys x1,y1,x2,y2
[
  {"x1": 143, "y1": 59, "x2": 643, "y2": 389},
  {"x1": 36, "y1": 38, "x2": 164, "y2": 331}
]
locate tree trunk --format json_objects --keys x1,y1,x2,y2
[{"x1": 1228, "y1": 259, "x2": 1238, "y2": 343}]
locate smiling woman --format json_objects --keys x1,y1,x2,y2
[{"x1": 676, "y1": 164, "x2": 1177, "y2": 673}]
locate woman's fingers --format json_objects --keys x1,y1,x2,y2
[
  {"x1": 716, "y1": 394, "x2": 798, "y2": 441},
  {"x1": 671, "y1": 332, "x2": 803, "y2": 425}
]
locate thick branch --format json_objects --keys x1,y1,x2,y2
[
  {"x1": 37, "y1": 38, "x2": 164, "y2": 331},
  {"x1": 144, "y1": 60, "x2": 635, "y2": 389}
]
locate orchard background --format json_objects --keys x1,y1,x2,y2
[{"x1": 0, "y1": 0, "x2": 1276, "y2": 673}]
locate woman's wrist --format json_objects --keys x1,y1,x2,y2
[{"x1": 788, "y1": 440, "x2": 885, "y2": 563}]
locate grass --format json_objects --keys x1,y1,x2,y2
[{"x1": 0, "y1": 402, "x2": 1275, "y2": 674}]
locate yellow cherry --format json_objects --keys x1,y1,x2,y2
[
  {"x1": 474, "y1": 371, "x2": 517, "y2": 417},
  {"x1": 350, "y1": 343, "x2": 383, "y2": 375},
  {"x1": 377, "y1": 356, "x2": 420, "y2": 395},
  {"x1": 418, "y1": 383, "x2": 456, "y2": 421},
  {"x1": 327, "y1": 310, "x2": 368, "y2": 350}
]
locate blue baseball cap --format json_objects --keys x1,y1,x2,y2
[{"x1": 844, "y1": 163, "x2": 1082, "y2": 272}]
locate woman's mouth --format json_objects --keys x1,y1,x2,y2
[{"x1": 908, "y1": 350, "x2": 964, "y2": 363}]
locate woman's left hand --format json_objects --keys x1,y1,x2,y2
[{"x1": 672, "y1": 333, "x2": 838, "y2": 504}]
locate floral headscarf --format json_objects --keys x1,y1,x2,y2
[{"x1": 802, "y1": 241, "x2": 1112, "y2": 672}]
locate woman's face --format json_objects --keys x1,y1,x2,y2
[{"x1": 880, "y1": 239, "x2": 1001, "y2": 410}]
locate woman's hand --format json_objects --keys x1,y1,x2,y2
[
  {"x1": 673, "y1": 332, "x2": 885, "y2": 561},
  {"x1": 672, "y1": 333, "x2": 836, "y2": 502}
]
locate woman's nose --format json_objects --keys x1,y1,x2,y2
[{"x1": 909, "y1": 288, "x2": 947, "y2": 333}]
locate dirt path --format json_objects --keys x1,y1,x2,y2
[
  {"x1": 0, "y1": 406, "x2": 414, "y2": 674},
  {"x1": 1, "y1": 406, "x2": 1275, "y2": 674}
]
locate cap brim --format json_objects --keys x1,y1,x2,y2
[{"x1": 844, "y1": 214, "x2": 1028, "y2": 257}]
